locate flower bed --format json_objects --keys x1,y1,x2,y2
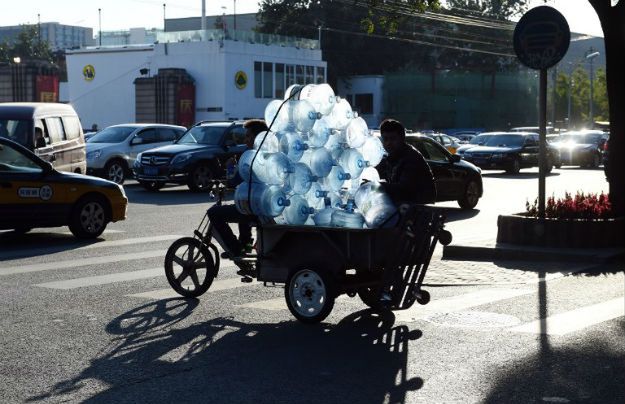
[{"x1": 497, "y1": 192, "x2": 624, "y2": 248}]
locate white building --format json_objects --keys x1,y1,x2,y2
[
  {"x1": 337, "y1": 75, "x2": 385, "y2": 128},
  {"x1": 65, "y1": 29, "x2": 325, "y2": 128}
]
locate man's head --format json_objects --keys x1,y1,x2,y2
[
  {"x1": 243, "y1": 119, "x2": 268, "y2": 148},
  {"x1": 380, "y1": 118, "x2": 405, "y2": 157}
]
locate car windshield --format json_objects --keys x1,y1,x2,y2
[
  {"x1": 0, "y1": 143, "x2": 41, "y2": 173},
  {"x1": 557, "y1": 134, "x2": 602, "y2": 144},
  {"x1": 177, "y1": 126, "x2": 226, "y2": 145},
  {"x1": 470, "y1": 135, "x2": 492, "y2": 145},
  {"x1": 0, "y1": 119, "x2": 31, "y2": 147},
  {"x1": 89, "y1": 126, "x2": 136, "y2": 143},
  {"x1": 483, "y1": 135, "x2": 524, "y2": 147}
]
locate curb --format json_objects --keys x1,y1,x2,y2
[{"x1": 442, "y1": 244, "x2": 625, "y2": 263}]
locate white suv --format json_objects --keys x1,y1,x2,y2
[{"x1": 86, "y1": 124, "x2": 186, "y2": 184}]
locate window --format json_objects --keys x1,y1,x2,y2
[
  {"x1": 354, "y1": 93, "x2": 374, "y2": 115},
  {"x1": 263, "y1": 62, "x2": 273, "y2": 99},
  {"x1": 254, "y1": 61, "x2": 262, "y2": 98},
  {"x1": 305, "y1": 66, "x2": 314, "y2": 84},
  {"x1": 62, "y1": 116, "x2": 81, "y2": 140},
  {"x1": 224, "y1": 125, "x2": 246, "y2": 146},
  {"x1": 275, "y1": 64, "x2": 285, "y2": 99},
  {"x1": 45, "y1": 117, "x2": 66, "y2": 143},
  {"x1": 296, "y1": 65, "x2": 304, "y2": 84},
  {"x1": 137, "y1": 128, "x2": 158, "y2": 144},
  {"x1": 286, "y1": 65, "x2": 296, "y2": 87},
  {"x1": 421, "y1": 140, "x2": 449, "y2": 162},
  {"x1": 316, "y1": 66, "x2": 325, "y2": 84},
  {"x1": 158, "y1": 128, "x2": 179, "y2": 142}
]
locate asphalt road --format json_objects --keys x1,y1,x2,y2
[{"x1": 0, "y1": 165, "x2": 623, "y2": 404}]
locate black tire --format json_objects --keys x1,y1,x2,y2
[
  {"x1": 357, "y1": 286, "x2": 386, "y2": 311},
  {"x1": 140, "y1": 181, "x2": 165, "y2": 191},
  {"x1": 187, "y1": 163, "x2": 215, "y2": 192},
  {"x1": 285, "y1": 268, "x2": 335, "y2": 324},
  {"x1": 164, "y1": 237, "x2": 216, "y2": 298},
  {"x1": 104, "y1": 159, "x2": 127, "y2": 185},
  {"x1": 458, "y1": 179, "x2": 480, "y2": 210},
  {"x1": 68, "y1": 195, "x2": 109, "y2": 239},
  {"x1": 506, "y1": 158, "x2": 521, "y2": 174}
]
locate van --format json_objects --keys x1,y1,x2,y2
[{"x1": 0, "y1": 103, "x2": 86, "y2": 174}]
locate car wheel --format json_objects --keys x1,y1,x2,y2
[
  {"x1": 140, "y1": 181, "x2": 165, "y2": 191},
  {"x1": 188, "y1": 164, "x2": 215, "y2": 192},
  {"x1": 590, "y1": 153, "x2": 601, "y2": 169},
  {"x1": 458, "y1": 179, "x2": 480, "y2": 210},
  {"x1": 68, "y1": 195, "x2": 109, "y2": 239},
  {"x1": 104, "y1": 160, "x2": 126, "y2": 185},
  {"x1": 506, "y1": 158, "x2": 521, "y2": 174}
]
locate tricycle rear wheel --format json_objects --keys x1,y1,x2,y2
[
  {"x1": 357, "y1": 286, "x2": 386, "y2": 311},
  {"x1": 285, "y1": 268, "x2": 335, "y2": 324},
  {"x1": 164, "y1": 237, "x2": 216, "y2": 297}
]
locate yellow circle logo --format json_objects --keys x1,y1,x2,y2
[
  {"x1": 235, "y1": 71, "x2": 247, "y2": 89},
  {"x1": 83, "y1": 65, "x2": 95, "y2": 81}
]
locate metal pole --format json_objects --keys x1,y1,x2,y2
[
  {"x1": 201, "y1": 0, "x2": 206, "y2": 31},
  {"x1": 98, "y1": 8, "x2": 102, "y2": 46},
  {"x1": 551, "y1": 66, "x2": 556, "y2": 126},
  {"x1": 233, "y1": 0, "x2": 237, "y2": 31},
  {"x1": 539, "y1": 69, "x2": 547, "y2": 218},
  {"x1": 163, "y1": 4, "x2": 166, "y2": 31}
]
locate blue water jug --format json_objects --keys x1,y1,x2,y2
[
  {"x1": 298, "y1": 83, "x2": 337, "y2": 115},
  {"x1": 354, "y1": 182, "x2": 397, "y2": 228},
  {"x1": 300, "y1": 147, "x2": 335, "y2": 178},
  {"x1": 309, "y1": 118, "x2": 332, "y2": 148},
  {"x1": 282, "y1": 194, "x2": 315, "y2": 225},
  {"x1": 330, "y1": 199, "x2": 365, "y2": 229},
  {"x1": 338, "y1": 148, "x2": 367, "y2": 178},
  {"x1": 312, "y1": 197, "x2": 335, "y2": 226},
  {"x1": 305, "y1": 182, "x2": 329, "y2": 210},
  {"x1": 358, "y1": 135, "x2": 386, "y2": 167},
  {"x1": 235, "y1": 182, "x2": 290, "y2": 217},
  {"x1": 346, "y1": 117, "x2": 369, "y2": 148},
  {"x1": 286, "y1": 162, "x2": 317, "y2": 195},
  {"x1": 251, "y1": 152, "x2": 293, "y2": 185},
  {"x1": 254, "y1": 131, "x2": 280, "y2": 153},
  {"x1": 279, "y1": 130, "x2": 309, "y2": 161},
  {"x1": 325, "y1": 97, "x2": 353, "y2": 130},
  {"x1": 292, "y1": 99, "x2": 322, "y2": 134},
  {"x1": 264, "y1": 99, "x2": 294, "y2": 132},
  {"x1": 320, "y1": 165, "x2": 351, "y2": 192}
]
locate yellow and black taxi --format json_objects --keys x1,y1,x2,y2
[{"x1": 0, "y1": 137, "x2": 127, "y2": 238}]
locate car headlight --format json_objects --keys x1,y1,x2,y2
[
  {"x1": 86, "y1": 150, "x2": 101, "y2": 160},
  {"x1": 171, "y1": 153, "x2": 192, "y2": 165},
  {"x1": 134, "y1": 153, "x2": 143, "y2": 167}
]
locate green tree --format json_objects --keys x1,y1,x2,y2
[
  {"x1": 445, "y1": 0, "x2": 530, "y2": 20},
  {"x1": 0, "y1": 25, "x2": 53, "y2": 63}
]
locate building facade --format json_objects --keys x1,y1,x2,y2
[{"x1": 0, "y1": 23, "x2": 94, "y2": 50}]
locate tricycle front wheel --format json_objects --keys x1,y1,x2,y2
[
  {"x1": 164, "y1": 237, "x2": 216, "y2": 297},
  {"x1": 285, "y1": 268, "x2": 335, "y2": 324}
]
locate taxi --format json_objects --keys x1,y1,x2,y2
[{"x1": 0, "y1": 137, "x2": 127, "y2": 238}]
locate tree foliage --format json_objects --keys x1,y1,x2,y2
[
  {"x1": 0, "y1": 25, "x2": 53, "y2": 64},
  {"x1": 445, "y1": 0, "x2": 530, "y2": 20}
]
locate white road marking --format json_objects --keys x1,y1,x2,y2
[
  {"x1": 0, "y1": 250, "x2": 165, "y2": 275},
  {"x1": 508, "y1": 297, "x2": 624, "y2": 335},
  {"x1": 394, "y1": 288, "x2": 534, "y2": 323},
  {"x1": 238, "y1": 295, "x2": 349, "y2": 311},
  {"x1": 34, "y1": 267, "x2": 164, "y2": 289},
  {"x1": 78, "y1": 235, "x2": 183, "y2": 250},
  {"x1": 127, "y1": 276, "x2": 258, "y2": 299}
]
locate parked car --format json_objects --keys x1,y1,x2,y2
[
  {"x1": 423, "y1": 132, "x2": 461, "y2": 154},
  {"x1": 461, "y1": 132, "x2": 559, "y2": 174},
  {"x1": 0, "y1": 102, "x2": 86, "y2": 174},
  {"x1": 455, "y1": 133, "x2": 498, "y2": 158},
  {"x1": 133, "y1": 121, "x2": 248, "y2": 192},
  {"x1": 549, "y1": 130, "x2": 608, "y2": 168},
  {"x1": 0, "y1": 137, "x2": 127, "y2": 238},
  {"x1": 405, "y1": 134, "x2": 483, "y2": 209},
  {"x1": 510, "y1": 126, "x2": 556, "y2": 135},
  {"x1": 603, "y1": 138, "x2": 609, "y2": 178},
  {"x1": 86, "y1": 124, "x2": 186, "y2": 184},
  {"x1": 84, "y1": 131, "x2": 98, "y2": 142},
  {"x1": 450, "y1": 131, "x2": 482, "y2": 144}
]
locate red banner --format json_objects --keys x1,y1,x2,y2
[
  {"x1": 176, "y1": 84, "x2": 195, "y2": 128},
  {"x1": 36, "y1": 75, "x2": 59, "y2": 102}
]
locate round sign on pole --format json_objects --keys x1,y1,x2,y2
[{"x1": 513, "y1": 6, "x2": 570, "y2": 70}]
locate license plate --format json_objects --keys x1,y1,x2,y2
[{"x1": 144, "y1": 166, "x2": 158, "y2": 176}]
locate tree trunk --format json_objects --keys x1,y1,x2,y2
[{"x1": 589, "y1": 0, "x2": 625, "y2": 217}]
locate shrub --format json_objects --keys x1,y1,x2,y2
[{"x1": 525, "y1": 191, "x2": 613, "y2": 219}]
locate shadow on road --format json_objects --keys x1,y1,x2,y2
[
  {"x1": 483, "y1": 336, "x2": 625, "y2": 403},
  {"x1": 481, "y1": 172, "x2": 560, "y2": 179},
  {"x1": 125, "y1": 186, "x2": 234, "y2": 207},
  {"x1": 0, "y1": 231, "x2": 102, "y2": 260},
  {"x1": 438, "y1": 207, "x2": 481, "y2": 223},
  {"x1": 29, "y1": 299, "x2": 424, "y2": 404}
]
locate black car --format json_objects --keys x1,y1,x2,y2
[
  {"x1": 455, "y1": 132, "x2": 498, "y2": 158},
  {"x1": 405, "y1": 134, "x2": 483, "y2": 209},
  {"x1": 549, "y1": 130, "x2": 608, "y2": 168},
  {"x1": 133, "y1": 121, "x2": 248, "y2": 191},
  {"x1": 461, "y1": 132, "x2": 559, "y2": 174}
]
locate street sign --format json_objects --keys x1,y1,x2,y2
[{"x1": 513, "y1": 6, "x2": 570, "y2": 70}]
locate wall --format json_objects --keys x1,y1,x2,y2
[{"x1": 337, "y1": 76, "x2": 384, "y2": 128}]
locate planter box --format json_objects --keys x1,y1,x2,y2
[{"x1": 497, "y1": 214, "x2": 625, "y2": 248}]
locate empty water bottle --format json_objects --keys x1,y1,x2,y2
[
  {"x1": 282, "y1": 195, "x2": 315, "y2": 225},
  {"x1": 279, "y1": 131, "x2": 309, "y2": 161},
  {"x1": 338, "y1": 148, "x2": 367, "y2": 178},
  {"x1": 308, "y1": 118, "x2": 332, "y2": 148},
  {"x1": 300, "y1": 147, "x2": 335, "y2": 178},
  {"x1": 286, "y1": 162, "x2": 317, "y2": 195},
  {"x1": 298, "y1": 83, "x2": 337, "y2": 115},
  {"x1": 254, "y1": 131, "x2": 280, "y2": 153},
  {"x1": 264, "y1": 99, "x2": 293, "y2": 132},
  {"x1": 324, "y1": 126, "x2": 347, "y2": 152},
  {"x1": 325, "y1": 97, "x2": 353, "y2": 130},
  {"x1": 358, "y1": 135, "x2": 386, "y2": 167},
  {"x1": 237, "y1": 149, "x2": 262, "y2": 183},
  {"x1": 320, "y1": 165, "x2": 351, "y2": 192},
  {"x1": 312, "y1": 197, "x2": 335, "y2": 226},
  {"x1": 305, "y1": 181, "x2": 329, "y2": 210},
  {"x1": 360, "y1": 166, "x2": 381, "y2": 183},
  {"x1": 292, "y1": 99, "x2": 321, "y2": 134},
  {"x1": 254, "y1": 152, "x2": 293, "y2": 185},
  {"x1": 330, "y1": 199, "x2": 365, "y2": 229},
  {"x1": 235, "y1": 182, "x2": 290, "y2": 217},
  {"x1": 346, "y1": 117, "x2": 369, "y2": 148},
  {"x1": 354, "y1": 182, "x2": 397, "y2": 228}
]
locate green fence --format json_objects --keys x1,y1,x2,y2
[{"x1": 383, "y1": 70, "x2": 539, "y2": 131}]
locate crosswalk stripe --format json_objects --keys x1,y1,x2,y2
[
  {"x1": 508, "y1": 297, "x2": 624, "y2": 336},
  {"x1": 34, "y1": 267, "x2": 164, "y2": 289},
  {"x1": 394, "y1": 288, "x2": 534, "y2": 323},
  {"x1": 0, "y1": 250, "x2": 165, "y2": 275},
  {"x1": 78, "y1": 235, "x2": 183, "y2": 250},
  {"x1": 127, "y1": 275, "x2": 257, "y2": 299}
]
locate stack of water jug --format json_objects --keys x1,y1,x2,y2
[{"x1": 234, "y1": 83, "x2": 396, "y2": 229}]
